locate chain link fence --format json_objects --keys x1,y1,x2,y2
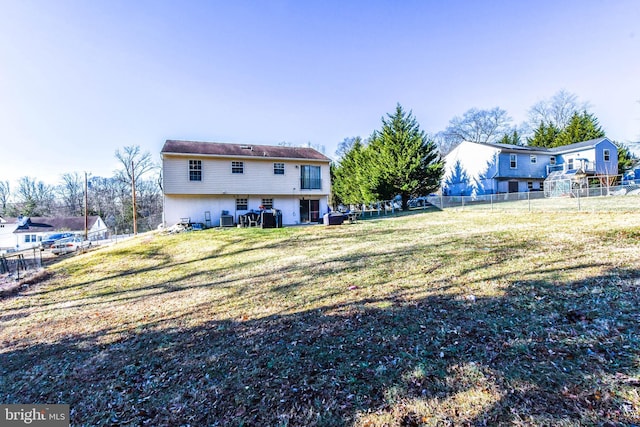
[{"x1": 426, "y1": 181, "x2": 640, "y2": 212}]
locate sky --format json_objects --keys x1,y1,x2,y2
[{"x1": 1, "y1": 0, "x2": 639, "y2": 186}]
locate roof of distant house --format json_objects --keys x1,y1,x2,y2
[
  {"x1": 161, "y1": 140, "x2": 331, "y2": 162},
  {"x1": 11, "y1": 216, "x2": 103, "y2": 234},
  {"x1": 459, "y1": 137, "x2": 612, "y2": 154}
]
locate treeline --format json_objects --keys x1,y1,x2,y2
[
  {"x1": 0, "y1": 146, "x2": 162, "y2": 234},
  {"x1": 332, "y1": 91, "x2": 638, "y2": 208}
]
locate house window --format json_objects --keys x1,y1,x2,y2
[
  {"x1": 604, "y1": 149, "x2": 610, "y2": 161},
  {"x1": 236, "y1": 198, "x2": 248, "y2": 210},
  {"x1": 568, "y1": 158, "x2": 574, "y2": 170},
  {"x1": 530, "y1": 155, "x2": 537, "y2": 164},
  {"x1": 550, "y1": 156, "x2": 556, "y2": 165},
  {"x1": 189, "y1": 160, "x2": 202, "y2": 181},
  {"x1": 527, "y1": 181, "x2": 533, "y2": 191},
  {"x1": 261, "y1": 198, "x2": 273, "y2": 209},
  {"x1": 301, "y1": 165, "x2": 322, "y2": 189},
  {"x1": 274, "y1": 163, "x2": 285, "y2": 175},
  {"x1": 232, "y1": 161, "x2": 244, "y2": 174},
  {"x1": 510, "y1": 154, "x2": 517, "y2": 169},
  {"x1": 24, "y1": 234, "x2": 37, "y2": 243}
]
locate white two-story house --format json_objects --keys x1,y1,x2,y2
[{"x1": 161, "y1": 140, "x2": 332, "y2": 227}]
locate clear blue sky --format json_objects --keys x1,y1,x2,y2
[{"x1": 1, "y1": 0, "x2": 639, "y2": 186}]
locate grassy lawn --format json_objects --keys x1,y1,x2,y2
[{"x1": 1, "y1": 208, "x2": 640, "y2": 426}]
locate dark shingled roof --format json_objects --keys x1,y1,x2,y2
[
  {"x1": 13, "y1": 216, "x2": 102, "y2": 234},
  {"x1": 161, "y1": 140, "x2": 331, "y2": 161}
]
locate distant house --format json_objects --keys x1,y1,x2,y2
[
  {"x1": 161, "y1": 140, "x2": 332, "y2": 226},
  {"x1": 0, "y1": 216, "x2": 108, "y2": 250},
  {"x1": 441, "y1": 137, "x2": 618, "y2": 196}
]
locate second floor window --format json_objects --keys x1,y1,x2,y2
[
  {"x1": 603, "y1": 149, "x2": 610, "y2": 161},
  {"x1": 510, "y1": 154, "x2": 517, "y2": 169},
  {"x1": 274, "y1": 163, "x2": 285, "y2": 175},
  {"x1": 301, "y1": 165, "x2": 321, "y2": 189},
  {"x1": 550, "y1": 156, "x2": 556, "y2": 165},
  {"x1": 232, "y1": 161, "x2": 244, "y2": 174},
  {"x1": 189, "y1": 160, "x2": 202, "y2": 181},
  {"x1": 530, "y1": 155, "x2": 537, "y2": 164}
]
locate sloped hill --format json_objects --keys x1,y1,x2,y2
[{"x1": 1, "y1": 211, "x2": 639, "y2": 426}]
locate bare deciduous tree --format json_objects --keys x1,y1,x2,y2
[
  {"x1": 528, "y1": 89, "x2": 590, "y2": 130},
  {"x1": 57, "y1": 172, "x2": 85, "y2": 216},
  {"x1": 441, "y1": 107, "x2": 513, "y2": 146},
  {"x1": 0, "y1": 180, "x2": 10, "y2": 215},
  {"x1": 114, "y1": 145, "x2": 156, "y2": 184},
  {"x1": 15, "y1": 176, "x2": 54, "y2": 216}
]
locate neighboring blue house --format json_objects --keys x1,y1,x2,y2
[{"x1": 442, "y1": 137, "x2": 618, "y2": 196}]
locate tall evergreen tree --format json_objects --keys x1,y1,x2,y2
[
  {"x1": 615, "y1": 141, "x2": 637, "y2": 175},
  {"x1": 331, "y1": 137, "x2": 372, "y2": 205},
  {"x1": 527, "y1": 121, "x2": 561, "y2": 148},
  {"x1": 367, "y1": 104, "x2": 444, "y2": 209},
  {"x1": 498, "y1": 129, "x2": 522, "y2": 146},
  {"x1": 554, "y1": 111, "x2": 605, "y2": 147}
]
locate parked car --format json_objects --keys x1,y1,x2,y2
[
  {"x1": 51, "y1": 236, "x2": 92, "y2": 255},
  {"x1": 41, "y1": 232, "x2": 74, "y2": 249}
]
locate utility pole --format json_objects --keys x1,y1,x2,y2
[
  {"x1": 84, "y1": 172, "x2": 89, "y2": 240},
  {"x1": 131, "y1": 160, "x2": 137, "y2": 235}
]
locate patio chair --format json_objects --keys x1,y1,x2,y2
[{"x1": 247, "y1": 212, "x2": 259, "y2": 227}]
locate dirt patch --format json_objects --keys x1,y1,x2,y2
[{"x1": 0, "y1": 270, "x2": 51, "y2": 297}]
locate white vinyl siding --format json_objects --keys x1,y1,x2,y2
[{"x1": 162, "y1": 155, "x2": 330, "y2": 196}]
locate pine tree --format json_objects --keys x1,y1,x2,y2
[
  {"x1": 367, "y1": 104, "x2": 444, "y2": 209},
  {"x1": 527, "y1": 121, "x2": 561, "y2": 148},
  {"x1": 554, "y1": 111, "x2": 605, "y2": 147},
  {"x1": 614, "y1": 141, "x2": 637, "y2": 175},
  {"x1": 331, "y1": 137, "x2": 372, "y2": 205},
  {"x1": 498, "y1": 129, "x2": 522, "y2": 146}
]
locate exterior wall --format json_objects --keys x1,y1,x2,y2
[
  {"x1": 442, "y1": 142, "x2": 500, "y2": 196},
  {"x1": 497, "y1": 180, "x2": 543, "y2": 193},
  {"x1": 553, "y1": 139, "x2": 617, "y2": 175},
  {"x1": 497, "y1": 152, "x2": 551, "y2": 179},
  {"x1": 594, "y1": 140, "x2": 618, "y2": 175},
  {"x1": 164, "y1": 194, "x2": 329, "y2": 226},
  {"x1": 0, "y1": 223, "x2": 18, "y2": 250},
  {"x1": 163, "y1": 154, "x2": 330, "y2": 196}
]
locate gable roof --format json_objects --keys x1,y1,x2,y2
[
  {"x1": 162, "y1": 140, "x2": 331, "y2": 162},
  {"x1": 13, "y1": 216, "x2": 103, "y2": 234},
  {"x1": 548, "y1": 137, "x2": 611, "y2": 153},
  {"x1": 455, "y1": 137, "x2": 613, "y2": 155}
]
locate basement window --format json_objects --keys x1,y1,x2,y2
[
  {"x1": 261, "y1": 198, "x2": 273, "y2": 209},
  {"x1": 236, "y1": 198, "x2": 248, "y2": 210}
]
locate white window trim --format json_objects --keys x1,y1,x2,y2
[{"x1": 510, "y1": 154, "x2": 517, "y2": 169}]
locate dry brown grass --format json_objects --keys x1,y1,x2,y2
[{"x1": 1, "y1": 209, "x2": 640, "y2": 426}]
